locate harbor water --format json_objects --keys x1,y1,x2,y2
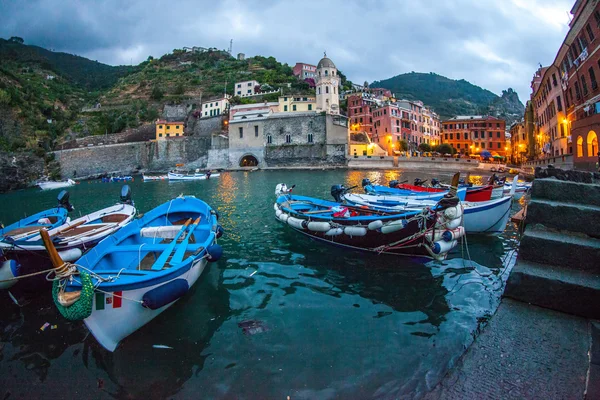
[{"x1": 0, "y1": 170, "x2": 521, "y2": 399}]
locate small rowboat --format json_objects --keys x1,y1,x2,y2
[
  {"x1": 38, "y1": 179, "x2": 76, "y2": 191},
  {"x1": 362, "y1": 179, "x2": 467, "y2": 201},
  {"x1": 41, "y1": 195, "x2": 224, "y2": 352},
  {"x1": 0, "y1": 186, "x2": 136, "y2": 292},
  {"x1": 274, "y1": 178, "x2": 464, "y2": 261},
  {"x1": 142, "y1": 175, "x2": 168, "y2": 181},
  {"x1": 168, "y1": 172, "x2": 220, "y2": 181}
]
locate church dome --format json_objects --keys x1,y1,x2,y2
[{"x1": 317, "y1": 56, "x2": 336, "y2": 69}]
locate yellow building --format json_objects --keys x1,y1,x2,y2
[
  {"x1": 278, "y1": 96, "x2": 316, "y2": 113},
  {"x1": 156, "y1": 120, "x2": 185, "y2": 140}
]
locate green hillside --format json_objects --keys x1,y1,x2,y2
[{"x1": 372, "y1": 72, "x2": 524, "y2": 121}]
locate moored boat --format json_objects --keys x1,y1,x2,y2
[
  {"x1": 0, "y1": 186, "x2": 136, "y2": 292},
  {"x1": 167, "y1": 171, "x2": 220, "y2": 181},
  {"x1": 363, "y1": 179, "x2": 468, "y2": 201},
  {"x1": 143, "y1": 175, "x2": 168, "y2": 181},
  {"x1": 41, "y1": 195, "x2": 224, "y2": 352},
  {"x1": 274, "y1": 179, "x2": 464, "y2": 261},
  {"x1": 38, "y1": 179, "x2": 76, "y2": 191}
]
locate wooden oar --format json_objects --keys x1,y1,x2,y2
[
  {"x1": 448, "y1": 172, "x2": 460, "y2": 197},
  {"x1": 302, "y1": 209, "x2": 333, "y2": 215},
  {"x1": 50, "y1": 219, "x2": 87, "y2": 237},
  {"x1": 150, "y1": 218, "x2": 192, "y2": 270},
  {"x1": 169, "y1": 217, "x2": 201, "y2": 266}
]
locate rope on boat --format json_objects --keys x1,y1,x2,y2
[{"x1": 0, "y1": 266, "x2": 57, "y2": 283}]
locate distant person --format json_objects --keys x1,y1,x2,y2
[{"x1": 206, "y1": 170, "x2": 212, "y2": 180}]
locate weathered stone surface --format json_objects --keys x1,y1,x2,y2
[
  {"x1": 58, "y1": 124, "x2": 155, "y2": 150},
  {"x1": 526, "y1": 199, "x2": 600, "y2": 238},
  {"x1": 535, "y1": 166, "x2": 600, "y2": 183},
  {"x1": 518, "y1": 225, "x2": 600, "y2": 271},
  {"x1": 187, "y1": 115, "x2": 223, "y2": 137},
  {"x1": 425, "y1": 299, "x2": 590, "y2": 399},
  {"x1": 531, "y1": 178, "x2": 600, "y2": 207},
  {"x1": 0, "y1": 152, "x2": 44, "y2": 192},
  {"x1": 504, "y1": 260, "x2": 600, "y2": 319},
  {"x1": 54, "y1": 136, "x2": 211, "y2": 178}
]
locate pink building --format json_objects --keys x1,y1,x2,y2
[
  {"x1": 369, "y1": 87, "x2": 393, "y2": 98},
  {"x1": 293, "y1": 63, "x2": 317, "y2": 80}
]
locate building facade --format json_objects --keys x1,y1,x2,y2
[
  {"x1": 554, "y1": 0, "x2": 600, "y2": 169},
  {"x1": 278, "y1": 96, "x2": 316, "y2": 112},
  {"x1": 234, "y1": 80, "x2": 260, "y2": 96},
  {"x1": 292, "y1": 63, "x2": 317, "y2": 80},
  {"x1": 201, "y1": 96, "x2": 230, "y2": 118},
  {"x1": 510, "y1": 120, "x2": 528, "y2": 164},
  {"x1": 315, "y1": 54, "x2": 340, "y2": 114},
  {"x1": 441, "y1": 116, "x2": 507, "y2": 156},
  {"x1": 155, "y1": 120, "x2": 185, "y2": 140}
]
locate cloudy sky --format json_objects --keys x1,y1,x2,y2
[{"x1": 1, "y1": 0, "x2": 574, "y2": 101}]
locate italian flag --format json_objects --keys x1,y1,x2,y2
[{"x1": 95, "y1": 292, "x2": 122, "y2": 310}]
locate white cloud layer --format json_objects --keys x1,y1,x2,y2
[{"x1": 0, "y1": 0, "x2": 574, "y2": 101}]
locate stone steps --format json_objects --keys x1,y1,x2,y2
[
  {"x1": 531, "y1": 178, "x2": 600, "y2": 207},
  {"x1": 504, "y1": 260, "x2": 600, "y2": 319},
  {"x1": 518, "y1": 224, "x2": 600, "y2": 272},
  {"x1": 526, "y1": 198, "x2": 600, "y2": 238}
]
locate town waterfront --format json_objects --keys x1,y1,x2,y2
[{"x1": 0, "y1": 170, "x2": 520, "y2": 399}]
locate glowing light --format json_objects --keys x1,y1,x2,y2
[{"x1": 562, "y1": 118, "x2": 568, "y2": 124}]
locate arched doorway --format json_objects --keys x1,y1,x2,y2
[
  {"x1": 239, "y1": 154, "x2": 259, "y2": 167},
  {"x1": 577, "y1": 136, "x2": 584, "y2": 157},
  {"x1": 587, "y1": 130, "x2": 598, "y2": 158}
]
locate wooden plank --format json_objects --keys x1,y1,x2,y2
[{"x1": 511, "y1": 205, "x2": 527, "y2": 224}]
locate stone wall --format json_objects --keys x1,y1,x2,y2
[
  {"x1": 0, "y1": 152, "x2": 45, "y2": 192},
  {"x1": 54, "y1": 136, "x2": 211, "y2": 178},
  {"x1": 187, "y1": 115, "x2": 224, "y2": 137},
  {"x1": 59, "y1": 124, "x2": 156, "y2": 150}
]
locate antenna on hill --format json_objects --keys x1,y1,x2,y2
[{"x1": 228, "y1": 39, "x2": 233, "y2": 55}]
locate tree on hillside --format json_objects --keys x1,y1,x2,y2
[
  {"x1": 173, "y1": 82, "x2": 185, "y2": 95},
  {"x1": 418, "y1": 143, "x2": 431, "y2": 152},
  {"x1": 9, "y1": 36, "x2": 24, "y2": 44},
  {"x1": 151, "y1": 86, "x2": 164, "y2": 100}
]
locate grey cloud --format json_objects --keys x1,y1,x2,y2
[{"x1": 0, "y1": 0, "x2": 573, "y2": 102}]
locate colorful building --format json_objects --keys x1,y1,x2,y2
[
  {"x1": 201, "y1": 95, "x2": 231, "y2": 118},
  {"x1": 155, "y1": 120, "x2": 185, "y2": 140},
  {"x1": 510, "y1": 120, "x2": 528, "y2": 164},
  {"x1": 292, "y1": 63, "x2": 317, "y2": 80},
  {"x1": 552, "y1": 0, "x2": 600, "y2": 170},
  {"x1": 234, "y1": 80, "x2": 260, "y2": 96},
  {"x1": 278, "y1": 96, "x2": 316, "y2": 112},
  {"x1": 229, "y1": 102, "x2": 279, "y2": 120},
  {"x1": 441, "y1": 116, "x2": 507, "y2": 157}
]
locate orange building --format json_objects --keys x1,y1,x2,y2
[
  {"x1": 155, "y1": 120, "x2": 185, "y2": 140},
  {"x1": 441, "y1": 116, "x2": 507, "y2": 156}
]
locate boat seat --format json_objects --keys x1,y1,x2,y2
[
  {"x1": 1, "y1": 225, "x2": 45, "y2": 237},
  {"x1": 101, "y1": 214, "x2": 130, "y2": 223}
]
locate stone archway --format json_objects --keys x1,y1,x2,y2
[
  {"x1": 239, "y1": 154, "x2": 259, "y2": 167},
  {"x1": 587, "y1": 130, "x2": 598, "y2": 158}
]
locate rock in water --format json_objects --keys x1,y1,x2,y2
[{"x1": 238, "y1": 320, "x2": 269, "y2": 335}]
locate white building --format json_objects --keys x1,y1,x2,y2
[
  {"x1": 202, "y1": 95, "x2": 231, "y2": 118},
  {"x1": 315, "y1": 53, "x2": 340, "y2": 115},
  {"x1": 235, "y1": 80, "x2": 260, "y2": 96}
]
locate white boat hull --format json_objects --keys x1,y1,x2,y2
[
  {"x1": 84, "y1": 257, "x2": 208, "y2": 352},
  {"x1": 143, "y1": 175, "x2": 168, "y2": 181},
  {"x1": 38, "y1": 179, "x2": 75, "y2": 190},
  {"x1": 168, "y1": 172, "x2": 220, "y2": 181}
]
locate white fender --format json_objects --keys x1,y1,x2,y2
[
  {"x1": 442, "y1": 226, "x2": 465, "y2": 242},
  {"x1": 344, "y1": 226, "x2": 367, "y2": 237},
  {"x1": 307, "y1": 221, "x2": 332, "y2": 232},
  {"x1": 381, "y1": 219, "x2": 406, "y2": 234},
  {"x1": 275, "y1": 209, "x2": 282, "y2": 218},
  {"x1": 444, "y1": 205, "x2": 463, "y2": 220},
  {"x1": 278, "y1": 212, "x2": 289, "y2": 223},
  {"x1": 367, "y1": 220, "x2": 383, "y2": 230},
  {"x1": 287, "y1": 217, "x2": 305, "y2": 230},
  {"x1": 445, "y1": 217, "x2": 462, "y2": 230},
  {"x1": 425, "y1": 230, "x2": 446, "y2": 242},
  {"x1": 38, "y1": 217, "x2": 51, "y2": 224},
  {"x1": 0, "y1": 260, "x2": 18, "y2": 290},
  {"x1": 57, "y1": 248, "x2": 83, "y2": 262},
  {"x1": 273, "y1": 203, "x2": 279, "y2": 211},
  {"x1": 432, "y1": 240, "x2": 457, "y2": 254},
  {"x1": 324, "y1": 228, "x2": 344, "y2": 236}
]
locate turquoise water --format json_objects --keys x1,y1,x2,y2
[{"x1": 0, "y1": 170, "x2": 520, "y2": 399}]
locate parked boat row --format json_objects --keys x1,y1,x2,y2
[{"x1": 0, "y1": 186, "x2": 224, "y2": 352}]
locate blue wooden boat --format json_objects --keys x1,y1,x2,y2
[
  {"x1": 274, "y1": 183, "x2": 463, "y2": 261},
  {"x1": 41, "y1": 195, "x2": 224, "y2": 352},
  {"x1": 362, "y1": 178, "x2": 467, "y2": 201}
]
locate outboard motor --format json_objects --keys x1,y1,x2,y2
[
  {"x1": 431, "y1": 178, "x2": 440, "y2": 187},
  {"x1": 361, "y1": 178, "x2": 372, "y2": 188},
  {"x1": 331, "y1": 184, "x2": 347, "y2": 203},
  {"x1": 414, "y1": 178, "x2": 426, "y2": 186},
  {"x1": 389, "y1": 180, "x2": 399, "y2": 188},
  {"x1": 120, "y1": 185, "x2": 133, "y2": 205},
  {"x1": 57, "y1": 190, "x2": 74, "y2": 212}
]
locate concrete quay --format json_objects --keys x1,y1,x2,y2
[{"x1": 426, "y1": 168, "x2": 600, "y2": 399}]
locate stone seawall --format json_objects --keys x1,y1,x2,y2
[{"x1": 54, "y1": 137, "x2": 211, "y2": 178}]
